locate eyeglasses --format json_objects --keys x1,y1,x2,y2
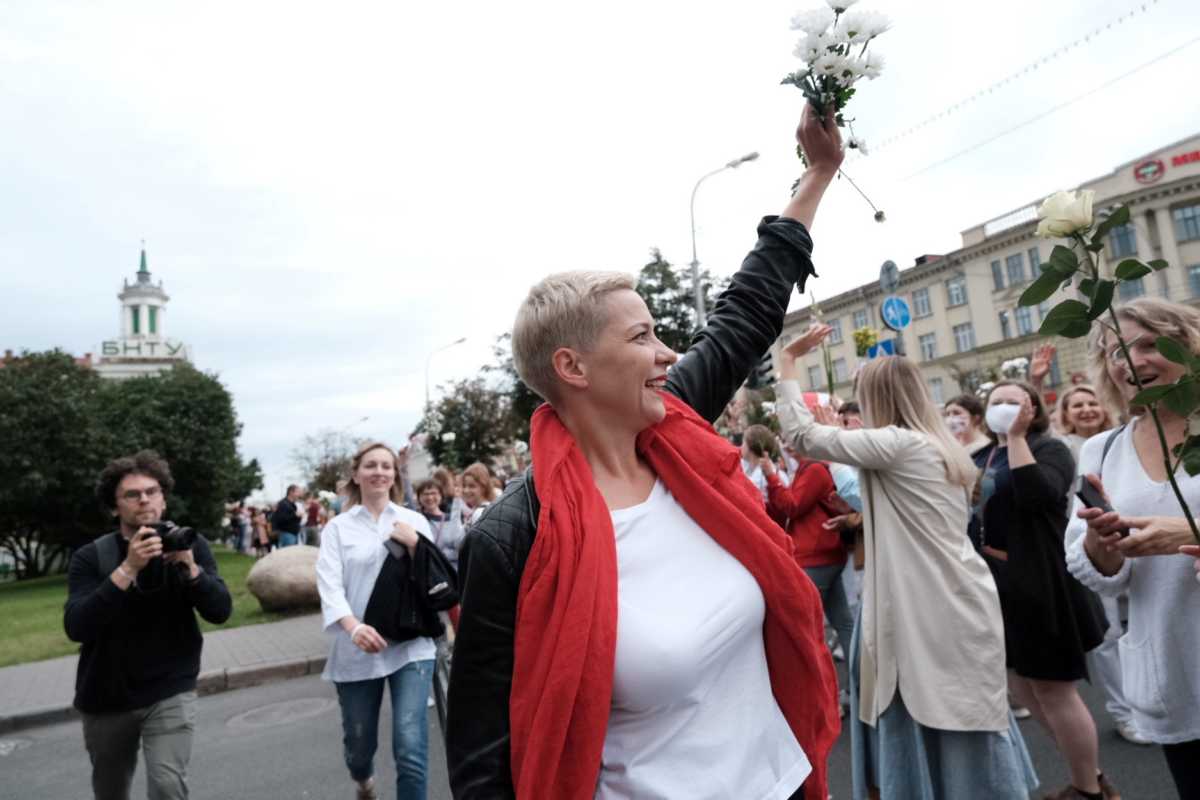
[
  {"x1": 120, "y1": 486, "x2": 162, "y2": 502},
  {"x1": 1105, "y1": 333, "x2": 1149, "y2": 363}
]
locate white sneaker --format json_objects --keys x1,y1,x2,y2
[{"x1": 1116, "y1": 720, "x2": 1151, "y2": 745}]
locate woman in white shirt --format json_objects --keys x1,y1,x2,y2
[
  {"x1": 775, "y1": 343, "x2": 1037, "y2": 800},
  {"x1": 316, "y1": 441, "x2": 436, "y2": 800},
  {"x1": 1066, "y1": 297, "x2": 1200, "y2": 798}
]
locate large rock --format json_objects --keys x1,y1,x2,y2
[{"x1": 246, "y1": 545, "x2": 321, "y2": 612}]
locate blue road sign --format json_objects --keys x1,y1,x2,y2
[
  {"x1": 867, "y1": 339, "x2": 896, "y2": 358},
  {"x1": 880, "y1": 296, "x2": 911, "y2": 331}
]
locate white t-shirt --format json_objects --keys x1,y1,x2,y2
[{"x1": 596, "y1": 480, "x2": 810, "y2": 800}]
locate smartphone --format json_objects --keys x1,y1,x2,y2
[{"x1": 1075, "y1": 476, "x2": 1129, "y2": 538}]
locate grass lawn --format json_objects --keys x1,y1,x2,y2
[{"x1": 0, "y1": 548, "x2": 310, "y2": 669}]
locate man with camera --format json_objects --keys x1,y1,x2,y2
[{"x1": 64, "y1": 450, "x2": 232, "y2": 800}]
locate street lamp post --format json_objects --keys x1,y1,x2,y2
[
  {"x1": 425, "y1": 337, "x2": 467, "y2": 409},
  {"x1": 689, "y1": 151, "x2": 759, "y2": 329}
]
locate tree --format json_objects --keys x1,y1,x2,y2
[
  {"x1": 95, "y1": 364, "x2": 259, "y2": 537},
  {"x1": 0, "y1": 351, "x2": 111, "y2": 578},
  {"x1": 634, "y1": 248, "x2": 731, "y2": 354},
  {"x1": 291, "y1": 429, "x2": 362, "y2": 493},
  {"x1": 227, "y1": 457, "x2": 265, "y2": 503},
  {"x1": 483, "y1": 333, "x2": 542, "y2": 445},
  {"x1": 415, "y1": 377, "x2": 513, "y2": 469}
]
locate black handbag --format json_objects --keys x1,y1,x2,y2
[{"x1": 363, "y1": 535, "x2": 460, "y2": 644}]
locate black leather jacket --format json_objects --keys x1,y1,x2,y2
[{"x1": 445, "y1": 215, "x2": 816, "y2": 798}]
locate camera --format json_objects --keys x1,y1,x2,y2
[{"x1": 149, "y1": 521, "x2": 197, "y2": 553}]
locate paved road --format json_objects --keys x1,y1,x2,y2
[
  {"x1": 0, "y1": 668, "x2": 1175, "y2": 799},
  {"x1": 0, "y1": 675, "x2": 450, "y2": 800}
]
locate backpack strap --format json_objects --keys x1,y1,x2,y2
[
  {"x1": 1099, "y1": 423, "x2": 1128, "y2": 476},
  {"x1": 522, "y1": 466, "x2": 540, "y2": 535},
  {"x1": 94, "y1": 532, "x2": 122, "y2": 578}
]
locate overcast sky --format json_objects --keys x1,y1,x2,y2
[{"x1": 4, "y1": 0, "x2": 1199, "y2": 497}]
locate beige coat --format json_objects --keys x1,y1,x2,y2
[{"x1": 777, "y1": 381, "x2": 1008, "y2": 731}]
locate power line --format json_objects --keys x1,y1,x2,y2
[
  {"x1": 901, "y1": 32, "x2": 1200, "y2": 181},
  {"x1": 871, "y1": 0, "x2": 1163, "y2": 153}
]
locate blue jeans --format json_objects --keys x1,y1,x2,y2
[
  {"x1": 335, "y1": 659, "x2": 434, "y2": 800},
  {"x1": 803, "y1": 562, "x2": 855, "y2": 658},
  {"x1": 277, "y1": 532, "x2": 298, "y2": 547}
]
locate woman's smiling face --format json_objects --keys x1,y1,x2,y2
[{"x1": 1104, "y1": 319, "x2": 1188, "y2": 405}]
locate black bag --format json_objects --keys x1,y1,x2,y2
[{"x1": 363, "y1": 535, "x2": 460, "y2": 643}]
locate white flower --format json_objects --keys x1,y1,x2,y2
[
  {"x1": 848, "y1": 136, "x2": 869, "y2": 155},
  {"x1": 1035, "y1": 190, "x2": 1095, "y2": 238},
  {"x1": 790, "y1": 7, "x2": 836, "y2": 34},
  {"x1": 840, "y1": 9, "x2": 891, "y2": 40},
  {"x1": 793, "y1": 30, "x2": 834, "y2": 61},
  {"x1": 862, "y1": 50, "x2": 885, "y2": 79},
  {"x1": 825, "y1": 0, "x2": 859, "y2": 11}
]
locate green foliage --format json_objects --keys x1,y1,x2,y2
[
  {"x1": 0, "y1": 354, "x2": 260, "y2": 578},
  {"x1": 634, "y1": 248, "x2": 722, "y2": 355},
  {"x1": 483, "y1": 332, "x2": 542, "y2": 445},
  {"x1": 291, "y1": 429, "x2": 362, "y2": 493},
  {"x1": 1089, "y1": 204, "x2": 1130, "y2": 244},
  {"x1": 1038, "y1": 300, "x2": 1091, "y2": 338},
  {"x1": 417, "y1": 376, "x2": 514, "y2": 470},
  {"x1": 1087, "y1": 280, "x2": 1115, "y2": 321},
  {"x1": 1115, "y1": 259, "x2": 1152, "y2": 281}
]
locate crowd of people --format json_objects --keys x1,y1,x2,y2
[{"x1": 64, "y1": 105, "x2": 1199, "y2": 800}]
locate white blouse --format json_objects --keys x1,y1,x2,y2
[
  {"x1": 595, "y1": 480, "x2": 810, "y2": 800},
  {"x1": 1064, "y1": 420, "x2": 1200, "y2": 744},
  {"x1": 316, "y1": 502, "x2": 437, "y2": 683}
]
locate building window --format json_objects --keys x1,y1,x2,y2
[
  {"x1": 808, "y1": 364, "x2": 824, "y2": 390},
  {"x1": 1109, "y1": 223, "x2": 1137, "y2": 258},
  {"x1": 852, "y1": 309, "x2": 868, "y2": 330},
  {"x1": 148, "y1": 306, "x2": 158, "y2": 335},
  {"x1": 991, "y1": 260, "x2": 1005, "y2": 291},
  {"x1": 1118, "y1": 277, "x2": 1146, "y2": 300},
  {"x1": 912, "y1": 287, "x2": 932, "y2": 317},
  {"x1": 131, "y1": 305, "x2": 140, "y2": 335},
  {"x1": 1189, "y1": 264, "x2": 1200, "y2": 297},
  {"x1": 1174, "y1": 204, "x2": 1200, "y2": 242},
  {"x1": 946, "y1": 277, "x2": 967, "y2": 307},
  {"x1": 919, "y1": 332, "x2": 937, "y2": 361},
  {"x1": 833, "y1": 358, "x2": 848, "y2": 383},
  {"x1": 827, "y1": 318, "x2": 843, "y2": 344},
  {"x1": 929, "y1": 377, "x2": 944, "y2": 405},
  {"x1": 953, "y1": 322, "x2": 976, "y2": 353},
  {"x1": 1015, "y1": 305, "x2": 1034, "y2": 336},
  {"x1": 1006, "y1": 253, "x2": 1025, "y2": 285},
  {"x1": 1028, "y1": 247, "x2": 1042, "y2": 275},
  {"x1": 998, "y1": 311, "x2": 1012, "y2": 340}
]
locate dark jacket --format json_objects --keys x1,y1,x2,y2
[
  {"x1": 64, "y1": 533, "x2": 232, "y2": 713},
  {"x1": 445, "y1": 215, "x2": 816, "y2": 799},
  {"x1": 271, "y1": 498, "x2": 302, "y2": 534}
]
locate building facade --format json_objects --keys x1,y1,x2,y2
[
  {"x1": 778, "y1": 133, "x2": 1200, "y2": 407},
  {"x1": 93, "y1": 248, "x2": 192, "y2": 380}
]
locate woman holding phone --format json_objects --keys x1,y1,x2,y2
[{"x1": 1067, "y1": 298, "x2": 1200, "y2": 798}]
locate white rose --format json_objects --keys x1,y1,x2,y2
[{"x1": 1035, "y1": 189, "x2": 1095, "y2": 238}]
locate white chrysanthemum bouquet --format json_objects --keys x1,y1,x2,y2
[{"x1": 782, "y1": 0, "x2": 890, "y2": 161}]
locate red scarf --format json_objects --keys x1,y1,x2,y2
[{"x1": 510, "y1": 393, "x2": 840, "y2": 799}]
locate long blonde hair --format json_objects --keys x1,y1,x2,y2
[
  {"x1": 1056, "y1": 384, "x2": 1114, "y2": 435},
  {"x1": 856, "y1": 357, "x2": 976, "y2": 487}
]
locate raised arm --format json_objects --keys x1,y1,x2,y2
[{"x1": 665, "y1": 106, "x2": 843, "y2": 423}]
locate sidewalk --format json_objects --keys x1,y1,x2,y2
[{"x1": 0, "y1": 613, "x2": 329, "y2": 734}]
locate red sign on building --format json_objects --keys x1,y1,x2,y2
[{"x1": 1134, "y1": 158, "x2": 1165, "y2": 184}]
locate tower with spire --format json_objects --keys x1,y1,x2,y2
[{"x1": 95, "y1": 246, "x2": 192, "y2": 379}]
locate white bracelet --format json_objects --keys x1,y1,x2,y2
[
  {"x1": 350, "y1": 623, "x2": 366, "y2": 641},
  {"x1": 116, "y1": 565, "x2": 135, "y2": 583}
]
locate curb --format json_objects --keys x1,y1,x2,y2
[{"x1": 0, "y1": 655, "x2": 327, "y2": 735}]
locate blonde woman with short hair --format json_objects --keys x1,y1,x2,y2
[
  {"x1": 775, "y1": 341, "x2": 1037, "y2": 800},
  {"x1": 1056, "y1": 385, "x2": 1115, "y2": 462}
]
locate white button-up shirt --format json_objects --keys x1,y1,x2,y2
[{"x1": 316, "y1": 502, "x2": 437, "y2": 683}]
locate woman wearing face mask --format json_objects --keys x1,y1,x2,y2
[
  {"x1": 976, "y1": 381, "x2": 1113, "y2": 800},
  {"x1": 1056, "y1": 386, "x2": 1115, "y2": 462},
  {"x1": 1067, "y1": 298, "x2": 1200, "y2": 798},
  {"x1": 775, "y1": 347, "x2": 1037, "y2": 800},
  {"x1": 944, "y1": 394, "x2": 991, "y2": 455}
]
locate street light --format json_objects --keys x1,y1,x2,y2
[
  {"x1": 425, "y1": 337, "x2": 467, "y2": 409},
  {"x1": 689, "y1": 151, "x2": 759, "y2": 329}
]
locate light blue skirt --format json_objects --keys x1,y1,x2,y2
[{"x1": 848, "y1": 612, "x2": 1039, "y2": 800}]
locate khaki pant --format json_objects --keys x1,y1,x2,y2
[{"x1": 82, "y1": 690, "x2": 196, "y2": 800}]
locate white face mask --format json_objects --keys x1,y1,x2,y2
[
  {"x1": 985, "y1": 404, "x2": 1021, "y2": 435},
  {"x1": 945, "y1": 416, "x2": 969, "y2": 435}
]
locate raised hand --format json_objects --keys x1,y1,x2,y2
[
  {"x1": 797, "y1": 105, "x2": 844, "y2": 176},
  {"x1": 783, "y1": 323, "x2": 834, "y2": 361},
  {"x1": 1030, "y1": 344, "x2": 1055, "y2": 388}
]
